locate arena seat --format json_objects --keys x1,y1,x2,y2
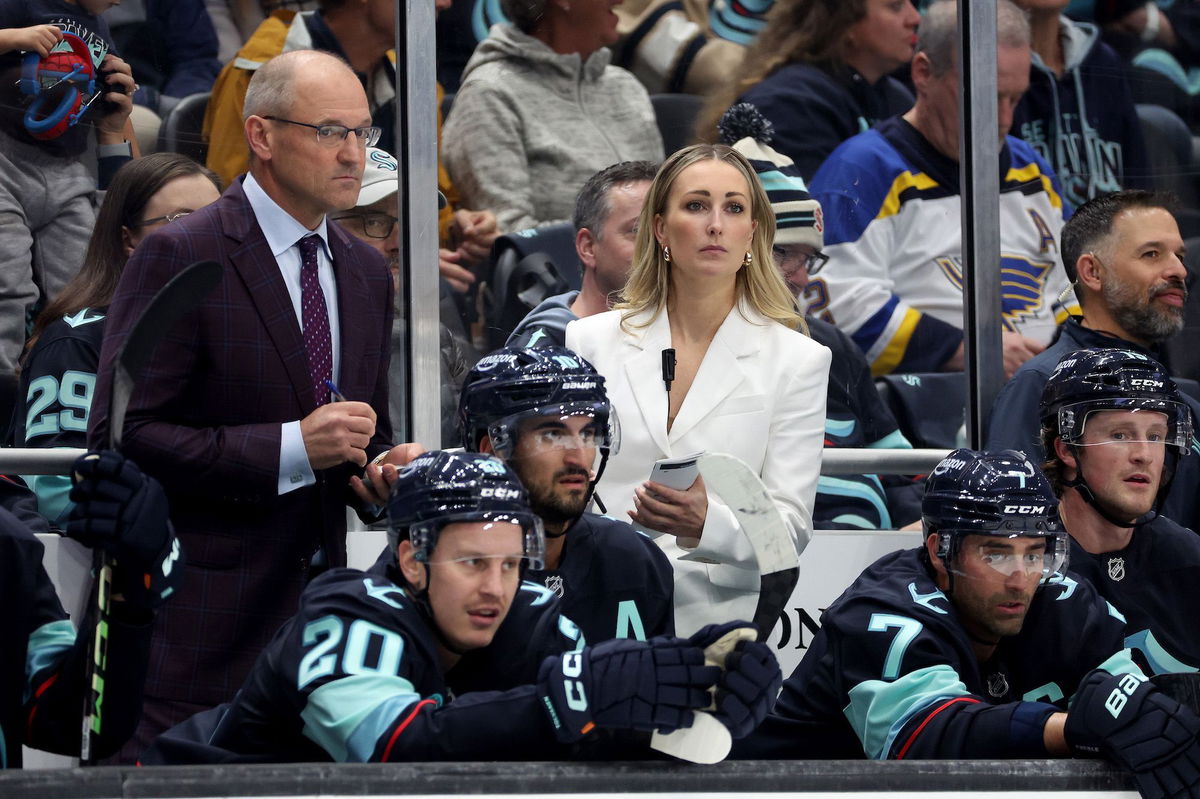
[
  {"x1": 1135, "y1": 103, "x2": 1200, "y2": 237},
  {"x1": 650, "y1": 93, "x2": 703, "y2": 155},
  {"x1": 876, "y1": 372, "x2": 966, "y2": 450},
  {"x1": 481, "y1": 222, "x2": 578, "y2": 349},
  {"x1": 155, "y1": 91, "x2": 211, "y2": 164}
]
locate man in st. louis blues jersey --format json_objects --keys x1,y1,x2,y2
[
  {"x1": 459, "y1": 346, "x2": 674, "y2": 641},
  {"x1": 737, "y1": 450, "x2": 1200, "y2": 799},
  {"x1": 143, "y1": 452, "x2": 777, "y2": 763},
  {"x1": 1040, "y1": 349, "x2": 1200, "y2": 678},
  {"x1": 805, "y1": 0, "x2": 1078, "y2": 377}
]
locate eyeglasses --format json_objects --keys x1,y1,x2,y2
[
  {"x1": 132, "y1": 210, "x2": 192, "y2": 228},
  {"x1": 262, "y1": 115, "x2": 382, "y2": 148},
  {"x1": 332, "y1": 212, "x2": 397, "y2": 239},
  {"x1": 772, "y1": 245, "x2": 829, "y2": 277}
]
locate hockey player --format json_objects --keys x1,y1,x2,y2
[
  {"x1": 458, "y1": 346, "x2": 675, "y2": 641},
  {"x1": 1040, "y1": 348, "x2": 1200, "y2": 675},
  {"x1": 143, "y1": 451, "x2": 780, "y2": 763},
  {"x1": 738, "y1": 449, "x2": 1200, "y2": 799},
  {"x1": 5, "y1": 451, "x2": 182, "y2": 767}
]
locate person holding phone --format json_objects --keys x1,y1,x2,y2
[{"x1": 566, "y1": 143, "x2": 831, "y2": 636}]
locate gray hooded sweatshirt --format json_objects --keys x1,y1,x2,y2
[{"x1": 442, "y1": 24, "x2": 664, "y2": 232}]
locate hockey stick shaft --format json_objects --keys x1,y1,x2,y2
[{"x1": 81, "y1": 260, "x2": 222, "y2": 764}]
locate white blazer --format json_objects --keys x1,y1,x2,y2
[{"x1": 567, "y1": 302, "x2": 831, "y2": 635}]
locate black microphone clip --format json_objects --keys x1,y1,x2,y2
[{"x1": 661, "y1": 348, "x2": 676, "y2": 393}]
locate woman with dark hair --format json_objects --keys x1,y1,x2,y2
[
  {"x1": 697, "y1": 0, "x2": 919, "y2": 181},
  {"x1": 16, "y1": 152, "x2": 222, "y2": 525},
  {"x1": 442, "y1": 0, "x2": 663, "y2": 232},
  {"x1": 566, "y1": 143, "x2": 831, "y2": 635}
]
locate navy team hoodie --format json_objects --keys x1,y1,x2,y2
[{"x1": 1012, "y1": 16, "x2": 1148, "y2": 209}]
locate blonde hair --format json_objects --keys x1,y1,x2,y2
[{"x1": 615, "y1": 143, "x2": 806, "y2": 335}]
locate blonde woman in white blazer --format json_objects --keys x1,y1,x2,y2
[{"x1": 567, "y1": 144, "x2": 831, "y2": 636}]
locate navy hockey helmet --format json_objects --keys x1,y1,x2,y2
[
  {"x1": 458, "y1": 345, "x2": 620, "y2": 488},
  {"x1": 386, "y1": 450, "x2": 545, "y2": 569},
  {"x1": 1039, "y1": 348, "x2": 1193, "y2": 456},
  {"x1": 923, "y1": 449, "x2": 1067, "y2": 580}
]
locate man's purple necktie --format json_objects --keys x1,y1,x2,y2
[{"x1": 298, "y1": 235, "x2": 332, "y2": 405}]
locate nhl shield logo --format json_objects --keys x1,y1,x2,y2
[
  {"x1": 1107, "y1": 557, "x2": 1126, "y2": 582},
  {"x1": 544, "y1": 575, "x2": 565, "y2": 598}
]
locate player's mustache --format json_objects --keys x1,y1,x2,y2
[{"x1": 555, "y1": 466, "x2": 591, "y2": 481}]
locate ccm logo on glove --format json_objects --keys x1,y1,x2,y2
[{"x1": 563, "y1": 653, "x2": 588, "y2": 711}]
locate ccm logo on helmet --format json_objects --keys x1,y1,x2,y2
[
  {"x1": 1003, "y1": 505, "x2": 1047, "y2": 514},
  {"x1": 1129, "y1": 378, "x2": 1164, "y2": 389},
  {"x1": 480, "y1": 487, "x2": 522, "y2": 500}
]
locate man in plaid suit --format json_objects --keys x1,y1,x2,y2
[{"x1": 88, "y1": 49, "x2": 418, "y2": 760}]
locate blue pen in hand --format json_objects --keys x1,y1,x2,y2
[{"x1": 324, "y1": 379, "x2": 347, "y2": 402}]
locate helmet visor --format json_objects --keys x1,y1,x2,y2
[
  {"x1": 1058, "y1": 399, "x2": 1193, "y2": 451},
  {"x1": 489, "y1": 401, "x2": 621, "y2": 464},
  {"x1": 944, "y1": 530, "x2": 1069, "y2": 582},
  {"x1": 410, "y1": 511, "x2": 546, "y2": 570}
]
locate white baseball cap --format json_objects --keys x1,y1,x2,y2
[{"x1": 358, "y1": 147, "x2": 448, "y2": 210}]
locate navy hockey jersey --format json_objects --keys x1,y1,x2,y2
[
  {"x1": 527, "y1": 512, "x2": 674, "y2": 641},
  {"x1": 2, "y1": 507, "x2": 151, "y2": 767},
  {"x1": 737, "y1": 547, "x2": 1136, "y2": 760},
  {"x1": 143, "y1": 565, "x2": 587, "y2": 763},
  {"x1": 15, "y1": 308, "x2": 106, "y2": 525},
  {"x1": 1068, "y1": 515, "x2": 1200, "y2": 676}
]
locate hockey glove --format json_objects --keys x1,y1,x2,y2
[
  {"x1": 1066, "y1": 668, "x2": 1200, "y2": 799},
  {"x1": 67, "y1": 451, "x2": 183, "y2": 610},
  {"x1": 536, "y1": 636, "x2": 721, "y2": 743},
  {"x1": 712, "y1": 639, "x2": 783, "y2": 739}
]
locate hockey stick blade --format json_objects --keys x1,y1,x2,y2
[
  {"x1": 109, "y1": 260, "x2": 223, "y2": 450},
  {"x1": 82, "y1": 259, "x2": 222, "y2": 763},
  {"x1": 651, "y1": 454, "x2": 800, "y2": 764},
  {"x1": 698, "y1": 451, "x2": 801, "y2": 640}
]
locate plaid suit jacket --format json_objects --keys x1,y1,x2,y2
[{"x1": 88, "y1": 178, "x2": 395, "y2": 707}]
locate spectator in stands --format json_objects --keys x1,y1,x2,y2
[
  {"x1": 696, "y1": 0, "x2": 918, "y2": 182},
  {"x1": 445, "y1": 0, "x2": 772, "y2": 97},
  {"x1": 204, "y1": 0, "x2": 499, "y2": 295},
  {"x1": 723, "y1": 107, "x2": 924, "y2": 531},
  {"x1": 330, "y1": 147, "x2": 468, "y2": 447},
  {"x1": 0, "y1": 1, "x2": 139, "y2": 431},
  {"x1": 1011, "y1": 0, "x2": 1149, "y2": 208},
  {"x1": 206, "y1": 0, "x2": 319, "y2": 63},
  {"x1": 106, "y1": 0, "x2": 222, "y2": 127},
  {"x1": 1090, "y1": 1, "x2": 1200, "y2": 129},
  {"x1": 567, "y1": 143, "x2": 831, "y2": 635},
  {"x1": 15, "y1": 154, "x2": 222, "y2": 527},
  {"x1": 442, "y1": 0, "x2": 664, "y2": 232},
  {"x1": 1039, "y1": 348, "x2": 1200, "y2": 675},
  {"x1": 807, "y1": 0, "x2": 1077, "y2": 377},
  {"x1": 987, "y1": 190, "x2": 1200, "y2": 531},
  {"x1": 507, "y1": 161, "x2": 658, "y2": 348}
]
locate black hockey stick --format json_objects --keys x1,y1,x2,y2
[{"x1": 80, "y1": 260, "x2": 223, "y2": 764}]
